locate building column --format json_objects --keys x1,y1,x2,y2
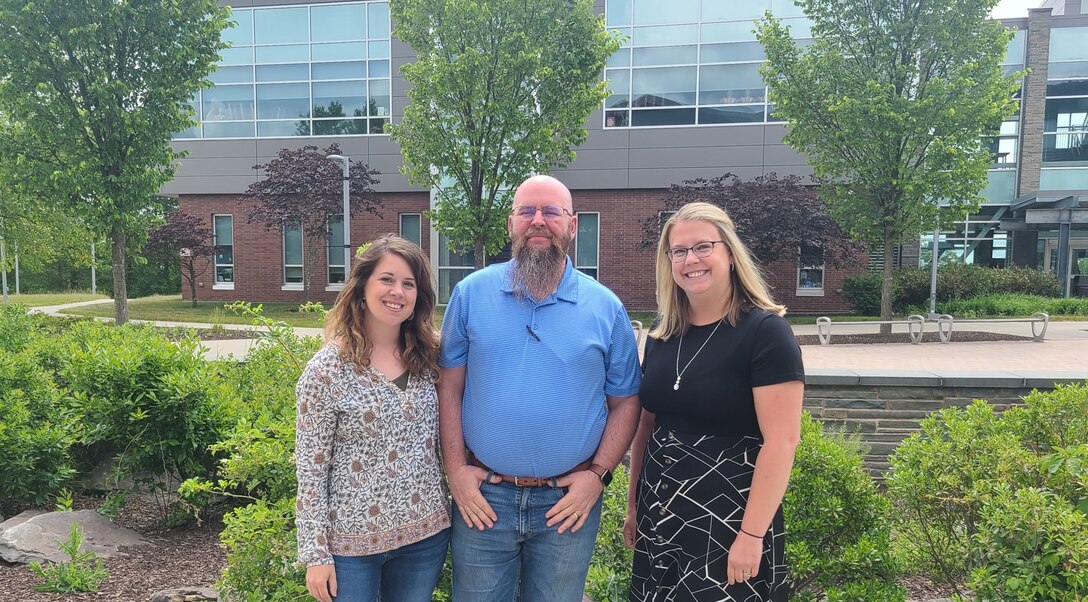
[{"x1": 1016, "y1": 8, "x2": 1050, "y2": 198}]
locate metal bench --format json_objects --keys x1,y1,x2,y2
[
  {"x1": 631, "y1": 320, "x2": 646, "y2": 349},
  {"x1": 933, "y1": 312, "x2": 1049, "y2": 343},
  {"x1": 815, "y1": 315, "x2": 927, "y2": 345}
]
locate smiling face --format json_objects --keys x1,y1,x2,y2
[
  {"x1": 362, "y1": 252, "x2": 418, "y2": 329},
  {"x1": 508, "y1": 175, "x2": 576, "y2": 255},
  {"x1": 668, "y1": 219, "x2": 733, "y2": 302}
]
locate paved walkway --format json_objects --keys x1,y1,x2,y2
[{"x1": 34, "y1": 300, "x2": 1088, "y2": 376}]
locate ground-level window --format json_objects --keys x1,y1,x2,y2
[
  {"x1": 284, "y1": 222, "x2": 303, "y2": 288},
  {"x1": 797, "y1": 244, "x2": 824, "y2": 296},
  {"x1": 400, "y1": 213, "x2": 422, "y2": 248},
  {"x1": 213, "y1": 215, "x2": 234, "y2": 289},
  {"x1": 437, "y1": 232, "x2": 474, "y2": 304},
  {"x1": 327, "y1": 215, "x2": 345, "y2": 285},
  {"x1": 575, "y1": 212, "x2": 600, "y2": 279}
]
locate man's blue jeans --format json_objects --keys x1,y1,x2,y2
[
  {"x1": 451, "y1": 480, "x2": 602, "y2": 602},
  {"x1": 331, "y1": 528, "x2": 450, "y2": 602}
]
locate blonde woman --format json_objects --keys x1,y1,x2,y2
[
  {"x1": 296, "y1": 234, "x2": 451, "y2": 602},
  {"x1": 625, "y1": 202, "x2": 804, "y2": 601}
]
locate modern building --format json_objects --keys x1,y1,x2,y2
[{"x1": 169, "y1": 0, "x2": 1088, "y2": 311}]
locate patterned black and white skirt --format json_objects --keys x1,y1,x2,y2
[{"x1": 630, "y1": 427, "x2": 787, "y2": 602}]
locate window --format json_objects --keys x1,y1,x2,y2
[
  {"x1": 437, "y1": 232, "x2": 475, "y2": 304},
  {"x1": 1044, "y1": 27, "x2": 1088, "y2": 164},
  {"x1": 284, "y1": 222, "x2": 303, "y2": 288},
  {"x1": 400, "y1": 213, "x2": 422, "y2": 248},
  {"x1": 175, "y1": 1, "x2": 391, "y2": 139},
  {"x1": 796, "y1": 244, "x2": 823, "y2": 296},
  {"x1": 327, "y1": 215, "x2": 346, "y2": 286},
  {"x1": 213, "y1": 215, "x2": 234, "y2": 289},
  {"x1": 575, "y1": 212, "x2": 600, "y2": 279}
]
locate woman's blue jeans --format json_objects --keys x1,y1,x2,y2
[{"x1": 331, "y1": 528, "x2": 450, "y2": 602}]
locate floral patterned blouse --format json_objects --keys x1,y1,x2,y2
[{"x1": 295, "y1": 344, "x2": 451, "y2": 566}]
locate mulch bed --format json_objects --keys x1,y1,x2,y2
[
  {"x1": 796, "y1": 330, "x2": 1031, "y2": 345},
  {"x1": 0, "y1": 494, "x2": 226, "y2": 602},
  {"x1": 158, "y1": 327, "x2": 258, "y2": 342}
]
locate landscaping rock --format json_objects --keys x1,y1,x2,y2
[
  {"x1": 0, "y1": 509, "x2": 149, "y2": 564},
  {"x1": 149, "y1": 586, "x2": 219, "y2": 601}
]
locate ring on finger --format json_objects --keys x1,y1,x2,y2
[
  {"x1": 572, "y1": 510, "x2": 581, "y2": 519},
  {"x1": 742, "y1": 570, "x2": 752, "y2": 578}
]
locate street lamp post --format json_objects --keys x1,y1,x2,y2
[{"x1": 327, "y1": 154, "x2": 351, "y2": 280}]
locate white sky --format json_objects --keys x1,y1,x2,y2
[{"x1": 991, "y1": 0, "x2": 1044, "y2": 19}]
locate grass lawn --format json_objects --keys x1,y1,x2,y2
[
  {"x1": 61, "y1": 295, "x2": 329, "y2": 328},
  {"x1": 3, "y1": 291, "x2": 109, "y2": 307}
]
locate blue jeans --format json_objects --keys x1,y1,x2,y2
[
  {"x1": 332, "y1": 528, "x2": 450, "y2": 602},
  {"x1": 451, "y1": 481, "x2": 602, "y2": 602}
]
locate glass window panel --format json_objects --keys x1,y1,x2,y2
[
  {"x1": 632, "y1": 45, "x2": 697, "y2": 66},
  {"x1": 700, "y1": 21, "x2": 757, "y2": 43},
  {"x1": 254, "y1": 7, "x2": 309, "y2": 45},
  {"x1": 1049, "y1": 27, "x2": 1088, "y2": 63},
  {"x1": 798, "y1": 266, "x2": 823, "y2": 288},
  {"x1": 255, "y1": 44, "x2": 309, "y2": 64},
  {"x1": 770, "y1": 0, "x2": 804, "y2": 18},
  {"x1": 699, "y1": 63, "x2": 765, "y2": 104},
  {"x1": 606, "y1": 69, "x2": 631, "y2": 108},
  {"x1": 575, "y1": 213, "x2": 598, "y2": 268},
  {"x1": 368, "y1": 2, "x2": 390, "y2": 39},
  {"x1": 1040, "y1": 167, "x2": 1088, "y2": 190},
  {"x1": 284, "y1": 225, "x2": 303, "y2": 265},
  {"x1": 311, "y1": 4, "x2": 365, "y2": 42},
  {"x1": 607, "y1": 0, "x2": 631, "y2": 27},
  {"x1": 312, "y1": 118, "x2": 368, "y2": 135},
  {"x1": 369, "y1": 79, "x2": 391, "y2": 117},
  {"x1": 700, "y1": 41, "x2": 765, "y2": 63},
  {"x1": 400, "y1": 213, "x2": 422, "y2": 247},
  {"x1": 285, "y1": 266, "x2": 303, "y2": 283},
  {"x1": 219, "y1": 47, "x2": 254, "y2": 66},
  {"x1": 202, "y1": 85, "x2": 254, "y2": 120},
  {"x1": 313, "y1": 81, "x2": 367, "y2": 115},
  {"x1": 258, "y1": 120, "x2": 308, "y2": 137},
  {"x1": 312, "y1": 42, "x2": 366, "y2": 62},
  {"x1": 981, "y1": 170, "x2": 1016, "y2": 203},
  {"x1": 257, "y1": 83, "x2": 310, "y2": 119},
  {"x1": 698, "y1": 105, "x2": 765, "y2": 123},
  {"x1": 1047, "y1": 61, "x2": 1088, "y2": 79},
  {"x1": 1003, "y1": 30, "x2": 1026, "y2": 65},
  {"x1": 256, "y1": 63, "x2": 309, "y2": 82},
  {"x1": 369, "y1": 117, "x2": 389, "y2": 134},
  {"x1": 767, "y1": 104, "x2": 785, "y2": 121},
  {"x1": 203, "y1": 121, "x2": 255, "y2": 138},
  {"x1": 631, "y1": 107, "x2": 696, "y2": 126},
  {"x1": 174, "y1": 125, "x2": 199, "y2": 139},
  {"x1": 216, "y1": 266, "x2": 234, "y2": 283},
  {"x1": 632, "y1": 66, "x2": 696, "y2": 106},
  {"x1": 328, "y1": 215, "x2": 345, "y2": 262},
  {"x1": 606, "y1": 49, "x2": 631, "y2": 68},
  {"x1": 223, "y1": 10, "x2": 253, "y2": 46},
  {"x1": 313, "y1": 61, "x2": 367, "y2": 80},
  {"x1": 632, "y1": 24, "x2": 698, "y2": 46},
  {"x1": 368, "y1": 59, "x2": 390, "y2": 78},
  {"x1": 1044, "y1": 97, "x2": 1088, "y2": 132},
  {"x1": 1043, "y1": 133, "x2": 1088, "y2": 162},
  {"x1": 1047, "y1": 80, "x2": 1088, "y2": 97},
  {"x1": 999, "y1": 119, "x2": 1019, "y2": 136},
  {"x1": 439, "y1": 233, "x2": 475, "y2": 266},
  {"x1": 209, "y1": 65, "x2": 253, "y2": 85},
  {"x1": 779, "y1": 17, "x2": 813, "y2": 39},
  {"x1": 605, "y1": 110, "x2": 629, "y2": 127},
  {"x1": 702, "y1": 0, "x2": 768, "y2": 21},
  {"x1": 368, "y1": 41, "x2": 390, "y2": 59},
  {"x1": 634, "y1": 0, "x2": 698, "y2": 25},
  {"x1": 614, "y1": 27, "x2": 633, "y2": 48},
  {"x1": 214, "y1": 216, "x2": 233, "y2": 246}
]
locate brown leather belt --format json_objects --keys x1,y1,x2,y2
[{"x1": 468, "y1": 455, "x2": 592, "y2": 488}]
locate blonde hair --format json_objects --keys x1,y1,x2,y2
[
  {"x1": 650, "y1": 202, "x2": 785, "y2": 340},
  {"x1": 324, "y1": 234, "x2": 440, "y2": 378}
]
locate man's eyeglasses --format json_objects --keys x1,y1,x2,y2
[
  {"x1": 511, "y1": 205, "x2": 572, "y2": 221},
  {"x1": 665, "y1": 240, "x2": 726, "y2": 263}
]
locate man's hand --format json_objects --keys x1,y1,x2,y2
[
  {"x1": 305, "y1": 564, "x2": 337, "y2": 602},
  {"x1": 449, "y1": 464, "x2": 501, "y2": 530},
  {"x1": 545, "y1": 470, "x2": 604, "y2": 534}
]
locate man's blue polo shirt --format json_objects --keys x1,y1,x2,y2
[{"x1": 439, "y1": 258, "x2": 641, "y2": 477}]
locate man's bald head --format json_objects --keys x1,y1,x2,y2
[{"x1": 513, "y1": 175, "x2": 573, "y2": 213}]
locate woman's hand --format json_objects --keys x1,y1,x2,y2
[
  {"x1": 306, "y1": 564, "x2": 337, "y2": 602},
  {"x1": 726, "y1": 531, "x2": 762, "y2": 586},
  {"x1": 623, "y1": 506, "x2": 638, "y2": 549}
]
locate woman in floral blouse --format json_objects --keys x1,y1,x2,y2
[{"x1": 296, "y1": 234, "x2": 451, "y2": 602}]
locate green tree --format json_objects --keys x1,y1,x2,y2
[
  {"x1": 0, "y1": 0, "x2": 229, "y2": 323},
  {"x1": 389, "y1": 0, "x2": 620, "y2": 267},
  {"x1": 756, "y1": 0, "x2": 1021, "y2": 328}
]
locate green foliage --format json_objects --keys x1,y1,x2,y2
[
  {"x1": 217, "y1": 497, "x2": 307, "y2": 602},
  {"x1": 54, "y1": 488, "x2": 74, "y2": 512},
  {"x1": 389, "y1": 0, "x2": 621, "y2": 266},
  {"x1": 0, "y1": 303, "x2": 35, "y2": 352},
  {"x1": 756, "y1": 0, "x2": 1021, "y2": 321},
  {"x1": 841, "y1": 265, "x2": 1059, "y2": 314},
  {"x1": 785, "y1": 414, "x2": 904, "y2": 601},
  {"x1": 587, "y1": 464, "x2": 633, "y2": 602},
  {"x1": 97, "y1": 490, "x2": 127, "y2": 522},
  {"x1": 939, "y1": 294, "x2": 1088, "y2": 318},
  {"x1": 29, "y1": 523, "x2": 109, "y2": 593},
  {"x1": 841, "y1": 272, "x2": 883, "y2": 315}
]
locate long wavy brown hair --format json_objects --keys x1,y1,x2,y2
[{"x1": 324, "y1": 234, "x2": 440, "y2": 378}]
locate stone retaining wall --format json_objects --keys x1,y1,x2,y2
[{"x1": 803, "y1": 370, "x2": 1088, "y2": 475}]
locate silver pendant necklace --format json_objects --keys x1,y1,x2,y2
[{"x1": 674, "y1": 318, "x2": 725, "y2": 391}]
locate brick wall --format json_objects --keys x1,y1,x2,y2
[
  {"x1": 177, "y1": 192, "x2": 431, "y2": 304},
  {"x1": 1018, "y1": 8, "x2": 1051, "y2": 196}
]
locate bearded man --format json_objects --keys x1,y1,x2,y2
[{"x1": 438, "y1": 174, "x2": 642, "y2": 602}]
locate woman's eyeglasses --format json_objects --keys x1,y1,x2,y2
[{"x1": 665, "y1": 240, "x2": 726, "y2": 262}]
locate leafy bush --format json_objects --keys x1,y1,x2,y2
[
  {"x1": 217, "y1": 497, "x2": 307, "y2": 602},
  {"x1": 842, "y1": 265, "x2": 1059, "y2": 314},
  {"x1": 587, "y1": 464, "x2": 633, "y2": 602},
  {"x1": 29, "y1": 523, "x2": 109, "y2": 593},
  {"x1": 939, "y1": 293, "x2": 1088, "y2": 318},
  {"x1": 785, "y1": 413, "x2": 904, "y2": 602},
  {"x1": 0, "y1": 303, "x2": 35, "y2": 353},
  {"x1": 841, "y1": 272, "x2": 882, "y2": 315}
]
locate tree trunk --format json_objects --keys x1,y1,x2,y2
[
  {"x1": 474, "y1": 237, "x2": 485, "y2": 269},
  {"x1": 880, "y1": 234, "x2": 894, "y2": 334},
  {"x1": 185, "y1": 260, "x2": 198, "y2": 308},
  {"x1": 111, "y1": 224, "x2": 129, "y2": 325}
]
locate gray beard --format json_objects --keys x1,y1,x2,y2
[{"x1": 510, "y1": 238, "x2": 566, "y2": 301}]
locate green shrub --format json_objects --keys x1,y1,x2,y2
[
  {"x1": 28, "y1": 523, "x2": 109, "y2": 593},
  {"x1": 1005, "y1": 383, "x2": 1088, "y2": 453},
  {"x1": 785, "y1": 413, "x2": 904, "y2": 602},
  {"x1": 842, "y1": 265, "x2": 1060, "y2": 314},
  {"x1": 0, "y1": 303, "x2": 36, "y2": 353},
  {"x1": 217, "y1": 498, "x2": 307, "y2": 602},
  {"x1": 939, "y1": 293, "x2": 1088, "y2": 318},
  {"x1": 587, "y1": 464, "x2": 633, "y2": 602},
  {"x1": 841, "y1": 272, "x2": 882, "y2": 315}
]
